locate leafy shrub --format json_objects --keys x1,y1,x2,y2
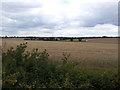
[{"x1": 2, "y1": 43, "x2": 119, "y2": 89}]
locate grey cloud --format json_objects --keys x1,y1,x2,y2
[
  {"x1": 2, "y1": 14, "x2": 57, "y2": 30},
  {"x1": 80, "y1": 2, "x2": 118, "y2": 27},
  {"x1": 2, "y1": 2, "x2": 42, "y2": 13},
  {"x1": 1, "y1": 1, "x2": 118, "y2": 36}
]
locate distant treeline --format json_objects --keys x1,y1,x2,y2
[
  {"x1": 1, "y1": 36, "x2": 119, "y2": 41},
  {"x1": 1, "y1": 36, "x2": 119, "y2": 39}
]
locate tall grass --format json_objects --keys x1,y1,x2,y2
[{"x1": 2, "y1": 43, "x2": 119, "y2": 89}]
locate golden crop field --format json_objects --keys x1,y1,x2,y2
[{"x1": 1, "y1": 38, "x2": 118, "y2": 68}]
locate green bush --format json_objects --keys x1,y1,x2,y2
[{"x1": 2, "y1": 43, "x2": 119, "y2": 89}]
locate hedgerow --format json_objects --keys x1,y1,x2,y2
[{"x1": 2, "y1": 43, "x2": 119, "y2": 89}]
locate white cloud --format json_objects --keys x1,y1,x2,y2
[
  {"x1": 1, "y1": 0, "x2": 118, "y2": 37},
  {"x1": 2, "y1": 0, "x2": 119, "y2": 3},
  {"x1": 53, "y1": 24, "x2": 118, "y2": 37},
  {"x1": 2, "y1": 24, "x2": 117, "y2": 37}
]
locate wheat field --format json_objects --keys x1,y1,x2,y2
[{"x1": 1, "y1": 38, "x2": 118, "y2": 68}]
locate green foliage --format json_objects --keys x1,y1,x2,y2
[{"x1": 2, "y1": 43, "x2": 119, "y2": 89}]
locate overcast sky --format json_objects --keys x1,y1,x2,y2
[{"x1": 0, "y1": 0, "x2": 119, "y2": 37}]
